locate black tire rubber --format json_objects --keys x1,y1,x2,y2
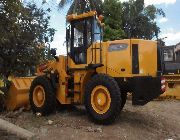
[
  {"x1": 84, "y1": 74, "x2": 122, "y2": 124},
  {"x1": 29, "y1": 76, "x2": 56, "y2": 116},
  {"x1": 0, "y1": 95, "x2": 5, "y2": 112},
  {"x1": 121, "y1": 92, "x2": 127, "y2": 110}
]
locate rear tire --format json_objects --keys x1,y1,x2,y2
[
  {"x1": 29, "y1": 76, "x2": 56, "y2": 116},
  {"x1": 84, "y1": 74, "x2": 122, "y2": 124}
]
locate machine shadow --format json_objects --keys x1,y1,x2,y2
[{"x1": 56, "y1": 104, "x2": 162, "y2": 130}]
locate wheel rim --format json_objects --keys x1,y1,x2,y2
[
  {"x1": 91, "y1": 85, "x2": 111, "y2": 114},
  {"x1": 33, "y1": 85, "x2": 45, "y2": 107}
]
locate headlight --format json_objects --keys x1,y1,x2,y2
[{"x1": 108, "y1": 44, "x2": 128, "y2": 52}]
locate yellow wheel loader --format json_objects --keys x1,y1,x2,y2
[
  {"x1": 159, "y1": 74, "x2": 180, "y2": 100},
  {"x1": 160, "y1": 47, "x2": 180, "y2": 99},
  {"x1": 2, "y1": 11, "x2": 165, "y2": 124}
]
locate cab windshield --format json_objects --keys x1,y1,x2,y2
[{"x1": 66, "y1": 16, "x2": 103, "y2": 64}]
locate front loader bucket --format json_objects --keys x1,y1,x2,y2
[
  {"x1": 160, "y1": 84, "x2": 180, "y2": 100},
  {"x1": 5, "y1": 77, "x2": 35, "y2": 111},
  {"x1": 159, "y1": 75, "x2": 180, "y2": 100}
]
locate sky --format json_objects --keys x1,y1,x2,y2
[{"x1": 30, "y1": 0, "x2": 180, "y2": 55}]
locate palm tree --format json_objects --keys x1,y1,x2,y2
[{"x1": 58, "y1": 0, "x2": 103, "y2": 15}]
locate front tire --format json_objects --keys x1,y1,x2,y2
[
  {"x1": 84, "y1": 74, "x2": 122, "y2": 124},
  {"x1": 29, "y1": 76, "x2": 56, "y2": 116}
]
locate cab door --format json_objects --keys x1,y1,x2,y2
[{"x1": 67, "y1": 18, "x2": 93, "y2": 69}]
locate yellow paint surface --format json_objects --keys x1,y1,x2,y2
[{"x1": 160, "y1": 85, "x2": 180, "y2": 100}]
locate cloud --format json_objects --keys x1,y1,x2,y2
[
  {"x1": 160, "y1": 28, "x2": 180, "y2": 45},
  {"x1": 158, "y1": 17, "x2": 168, "y2": 23},
  {"x1": 45, "y1": 0, "x2": 61, "y2": 4},
  {"x1": 50, "y1": 33, "x2": 66, "y2": 55},
  {"x1": 120, "y1": 0, "x2": 176, "y2": 6},
  {"x1": 144, "y1": 0, "x2": 176, "y2": 5}
]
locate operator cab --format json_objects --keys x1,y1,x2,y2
[{"x1": 66, "y1": 12, "x2": 103, "y2": 65}]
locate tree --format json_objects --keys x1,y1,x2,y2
[
  {"x1": 121, "y1": 0, "x2": 165, "y2": 39},
  {"x1": 0, "y1": 0, "x2": 55, "y2": 77},
  {"x1": 103, "y1": 0, "x2": 125, "y2": 41},
  {"x1": 57, "y1": 0, "x2": 124, "y2": 41},
  {"x1": 57, "y1": 0, "x2": 164, "y2": 41},
  {"x1": 58, "y1": 0, "x2": 103, "y2": 15}
]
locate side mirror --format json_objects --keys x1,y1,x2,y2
[
  {"x1": 50, "y1": 48, "x2": 59, "y2": 62},
  {"x1": 50, "y1": 48, "x2": 57, "y2": 56}
]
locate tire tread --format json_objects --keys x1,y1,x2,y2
[
  {"x1": 29, "y1": 76, "x2": 55, "y2": 116},
  {"x1": 84, "y1": 73, "x2": 122, "y2": 124}
]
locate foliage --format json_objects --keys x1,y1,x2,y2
[
  {"x1": 103, "y1": 0, "x2": 125, "y2": 41},
  {"x1": 57, "y1": 0, "x2": 124, "y2": 41},
  {"x1": 57, "y1": 0, "x2": 164, "y2": 41},
  {"x1": 0, "y1": 0, "x2": 55, "y2": 77},
  {"x1": 121, "y1": 0, "x2": 165, "y2": 39},
  {"x1": 58, "y1": 0, "x2": 103, "y2": 15}
]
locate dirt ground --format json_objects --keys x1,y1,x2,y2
[{"x1": 0, "y1": 100, "x2": 180, "y2": 140}]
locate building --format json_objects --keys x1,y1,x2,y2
[
  {"x1": 163, "y1": 42, "x2": 180, "y2": 63},
  {"x1": 163, "y1": 45, "x2": 175, "y2": 62},
  {"x1": 162, "y1": 43, "x2": 180, "y2": 74},
  {"x1": 174, "y1": 43, "x2": 180, "y2": 62}
]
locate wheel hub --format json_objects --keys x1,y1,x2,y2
[
  {"x1": 33, "y1": 86, "x2": 45, "y2": 107},
  {"x1": 97, "y1": 93, "x2": 107, "y2": 106},
  {"x1": 37, "y1": 91, "x2": 44, "y2": 101},
  {"x1": 91, "y1": 85, "x2": 111, "y2": 114}
]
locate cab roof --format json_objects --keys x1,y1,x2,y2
[
  {"x1": 66, "y1": 11, "x2": 105, "y2": 27},
  {"x1": 66, "y1": 11, "x2": 97, "y2": 22}
]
